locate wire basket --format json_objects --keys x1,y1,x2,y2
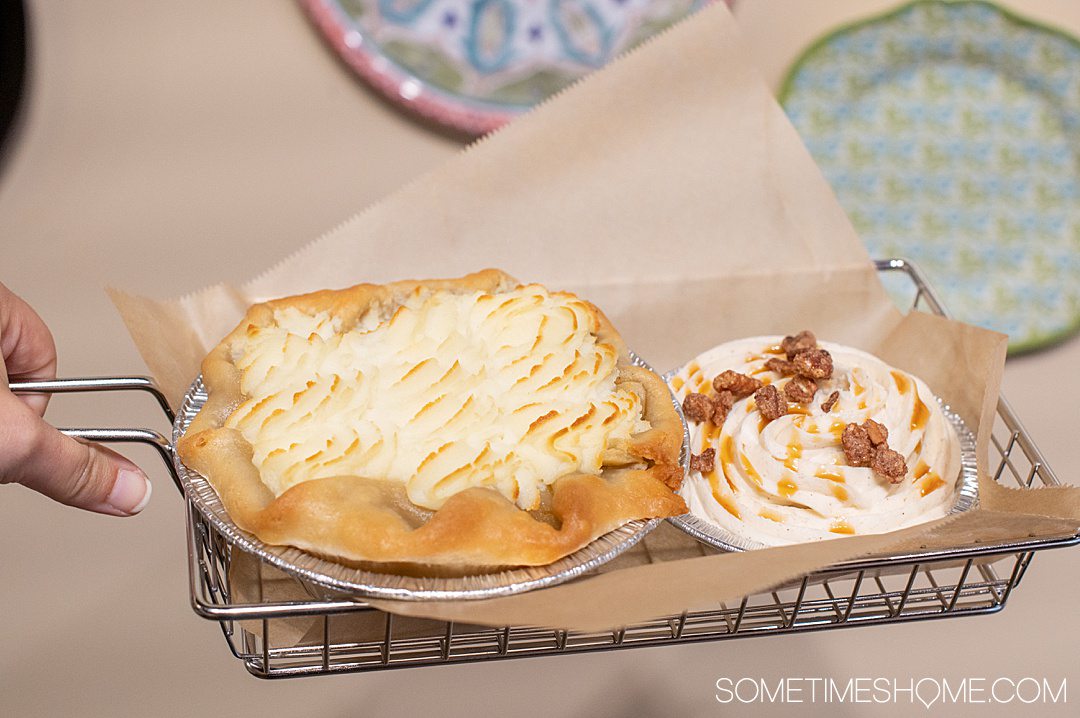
[{"x1": 12, "y1": 259, "x2": 1077, "y2": 679}]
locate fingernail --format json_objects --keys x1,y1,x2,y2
[{"x1": 107, "y1": 469, "x2": 152, "y2": 515}]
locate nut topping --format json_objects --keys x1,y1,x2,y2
[
  {"x1": 871, "y1": 446, "x2": 907, "y2": 483},
  {"x1": 689, "y1": 448, "x2": 716, "y2": 474},
  {"x1": 783, "y1": 375, "x2": 818, "y2": 403},
  {"x1": 793, "y1": 348, "x2": 833, "y2": 380},
  {"x1": 682, "y1": 390, "x2": 734, "y2": 426},
  {"x1": 765, "y1": 357, "x2": 796, "y2": 376},
  {"x1": 863, "y1": 419, "x2": 889, "y2": 447},
  {"x1": 682, "y1": 392, "x2": 713, "y2": 424},
  {"x1": 712, "y1": 370, "x2": 762, "y2": 399},
  {"x1": 754, "y1": 384, "x2": 787, "y2": 422},
  {"x1": 781, "y1": 330, "x2": 817, "y2": 360},
  {"x1": 821, "y1": 390, "x2": 840, "y2": 413},
  {"x1": 711, "y1": 390, "x2": 735, "y2": 426},
  {"x1": 841, "y1": 423, "x2": 874, "y2": 467},
  {"x1": 844, "y1": 420, "x2": 909, "y2": 482}
]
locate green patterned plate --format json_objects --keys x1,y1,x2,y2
[{"x1": 780, "y1": 0, "x2": 1080, "y2": 353}]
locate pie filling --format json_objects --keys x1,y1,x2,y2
[{"x1": 225, "y1": 285, "x2": 651, "y2": 511}]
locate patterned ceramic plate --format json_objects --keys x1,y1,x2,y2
[
  {"x1": 780, "y1": 0, "x2": 1080, "y2": 353},
  {"x1": 302, "y1": 0, "x2": 710, "y2": 135}
]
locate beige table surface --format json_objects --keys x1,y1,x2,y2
[{"x1": 1, "y1": 1, "x2": 1076, "y2": 716}]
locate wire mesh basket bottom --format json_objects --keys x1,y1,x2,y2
[
  {"x1": 181, "y1": 259, "x2": 1075, "y2": 679},
  {"x1": 191, "y1": 503, "x2": 1034, "y2": 678}
]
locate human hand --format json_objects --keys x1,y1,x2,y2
[{"x1": 0, "y1": 282, "x2": 151, "y2": 515}]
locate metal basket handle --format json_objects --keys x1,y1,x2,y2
[{"x1": 7, "y1": 376, "x2": 182, "y2": 493}]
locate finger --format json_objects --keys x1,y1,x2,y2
[
  {"x1": 0, "y1": 282, "x2": 58, "y2": 416},
  {"x1": 0, "y1": 404, "x2": 152, "y2": 516}
]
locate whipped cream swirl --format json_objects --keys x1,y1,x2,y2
[
  {"x1": 670, "y1": 337, "x2": 960, "y2": 546},
  {"x1": 224, "y1": 285, "x2": 651, "y2": 511}
]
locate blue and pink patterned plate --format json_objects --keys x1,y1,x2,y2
[
  {"x1": 781, "y1": 0, "x2": 1080, "y2": 353},
  {"x1": 302, "y1": 0, "x2": 711, "y2": 135}
]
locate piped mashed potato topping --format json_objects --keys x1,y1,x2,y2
[
  {"x1": 223, "y1": 285, "x2": 651, "y2": 511},
  {"x1": 671, "y1": 337, "x2": 960, "y2": 545}
]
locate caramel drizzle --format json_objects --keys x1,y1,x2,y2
[
  {"x1": 777, "y1": 477, "x2": 798, "y2": 498},
  {"x1": 719, "y1": 435, "x2": 738, "y2": 492},
  {"x1": 707, "y1": 471, "x2": 741, "y2": 519},
  {"x1": 758, "y1": 508, "x2": 783, "y2": 523},
  {"x1": 784, "y1": 441, "x2": 802, "y2": 472},
  {"x1": 829, "y1": 519, "x2": 856, "y2": 535}
]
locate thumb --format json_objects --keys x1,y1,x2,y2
[{"x1": 1, "y1": 404, "x2": 152, "y2": 516}]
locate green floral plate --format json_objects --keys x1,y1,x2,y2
[{"x1": 780, "y1": 0, "x2": 1080, "y2": 353}]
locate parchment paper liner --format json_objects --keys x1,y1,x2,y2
[{"x1": 107, "y1": 3, "x2": 1080, "y2": 634}]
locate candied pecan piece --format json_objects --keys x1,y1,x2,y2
[
  {"x1": 690, "y1": 447, "x2": 716, "y2": 474},
  {"x1": 765, "y1": 357, "x2": 796, "y2": 376},
  {"x1": 871, "y1": 445, "x2": 907, "y2": 483},
  {"x1": 682, "y1": 392, "x2": 713, "y2": 423},
  {"x1": 793, "y1": 348, "x2": 833, "y2": 380},
  {"x1": 781, "y1": 330, "x2": 817, "y2": 360},
  {"x1": 712, "y1": 370, "x2": 762, "y2": 399},
  {"x1": 841, "y1": 423, "x2": 873, "y2": 467},
  {"x1": 783, "y1": 375, "x2": 818, "y2": 403},
  {"x1": 862, "y1": 419, "x2": 889, "y2": 447},
  {"x1": 754, "y1": 384, "x2": 787, "y2": 422},
  {"x1": 821, "y1": 390, "x2": 840, "y2": 413},
  {"x1": 711, "y1": 390, "x2": 735, "y2": 425}
]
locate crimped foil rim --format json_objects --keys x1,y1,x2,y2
[
  {"x1": 662, "y1": 369, "x2": 980, "y2": 554},
  {"x1": 172, "y1": 352, "x2": 689, "y2": 601}
]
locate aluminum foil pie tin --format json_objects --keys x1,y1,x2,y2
[
  {"x1": 172, "y1": 353, "x2": 689, "y2": 601},
  {"x1": 662, "y1": 366, "x2": 980, "y2": 554}
]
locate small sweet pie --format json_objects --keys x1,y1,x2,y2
[
  {"x1": 671, "y1": 332, "x2": 962, "y2": 546},
  {"x1": 178, "y1": 270, "x2": 685, "y2": 572}
]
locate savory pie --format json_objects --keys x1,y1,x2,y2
[{"x1": 178, "y1": 270, "x2": 686, "y2": 572}]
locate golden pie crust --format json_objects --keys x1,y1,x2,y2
[{"x1": 177, "y1": 270, "x2": 686, "y2": 572}]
